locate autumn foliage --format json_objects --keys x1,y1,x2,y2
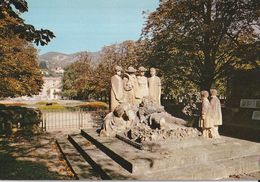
[
  {"x1": 141, "y1": 0, "x2": 260, "y2": 91},
  {"x1": 0, "y1": 0, "x2": 55, "y2": 98}
]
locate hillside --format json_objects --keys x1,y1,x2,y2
[{"x1": 38, "y1": 51, "x2": 101, "y2": 70}]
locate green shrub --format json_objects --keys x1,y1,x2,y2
[
  {"x1": 37, "y1": 105, "x2": 66, "y2": 111},
  {"x1": 78, "y1": 101, "x2": 109, "y2": 111},
  {"x1": 36, "y1": 101, "x2": 59, "y2": 105},
  {"x1": 0, "y1": 105, "x2": 42, "y2": 136}
]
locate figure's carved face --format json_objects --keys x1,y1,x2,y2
[
  {"x1": 140, "y1": 71, "x2": 145, "y2": 76},
  {"x1": 150, "y1": 69, "x2": 156, "y2": 76},
  {"x1": 201, "y1": 91, "x2": 209, "y2": 98},
  {"x1": 210, "y1": 89, "x2": 217, "y2": 96},
  {"x1": 116, "y1": 70, "x2": 122, "y2": 76}
]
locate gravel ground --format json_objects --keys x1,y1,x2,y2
[{"x1": 0, "y1": 130, "x2": 78, "y2": 180}]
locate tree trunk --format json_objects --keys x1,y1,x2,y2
[
  {"x1": 199, "y1": 0, "x2": 215, "y2": 92},
  {"x1": 200, "y1": 76, "x2": 215, "y2": 91}
]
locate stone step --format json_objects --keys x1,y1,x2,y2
[
  {"x1": 55, "y1": 139, "x2": 100, "y2": 180},
  {"x1": 81, "y1": 129, "x2": 209, "y2": 174},
  {"x1": 140, "y1": 154, "x2": 260, "y2": 180},
  {"x1": 80, "y1": 129, "x2": 260, "y2": 175},
  {"x1": 67, "y1": 134, "x2": 110, "y2": 180},
  {"x1": 132, "y1": 138, "x2": 260, "y2": 173},
  {"x1": 68, "y1": 134, "x2": 137, "y2": 180},
  {"x1": 80, "y1": 129, "x2": 138, "y2": 173}
]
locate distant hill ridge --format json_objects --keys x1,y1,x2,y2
[{"x1": 38, "y1": 51, "x2": 101, "y2": 69}]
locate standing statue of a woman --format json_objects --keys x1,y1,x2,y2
[
  {"x1": 208, "y1": 89, "x2": 222, "y2": 138},
  {"x1": 199, "y1": 90, "x2": 214, "y2": 138},
  {"x1": 123, "y1": 66, "x2": 139, "y2": 106},
  {"x1": 136, "y1": 66, "x2": 149, "y2": 104},
  {"x1": 111, "y1": 66, "x2": 124, "y2": 111},
  {"x1": 148, "y1": 67, "x2": 162, "y2": 105}
]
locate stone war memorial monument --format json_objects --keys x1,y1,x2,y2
[
  {"x1": 56, "y1": 66, "x2": 260, "y2": 180},
  {"x1": 100, "y1": 66, "x2": 199, "y2": 141}
]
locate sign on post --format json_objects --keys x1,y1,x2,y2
[
  {"x1": 240, "y1": 99, "x2": 260, "y2": 109},
  {"x1": 252, "y1": 111, "x2": 260, "y2": 120}
]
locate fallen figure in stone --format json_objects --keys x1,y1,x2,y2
[
  {"x1": 99, "y1": 97, "x2": 200, "y2": 142},
  {"x1": 137, "y1": 97, "x2": 188, "y2": 130},
  {"x1": 99, "y1": 103, "x2": 137, "y2": 137}
]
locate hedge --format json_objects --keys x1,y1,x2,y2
[{"x1": 0, "y1": 105, "x2": 42, "y2": 136}]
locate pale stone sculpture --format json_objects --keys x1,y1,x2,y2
[
  {"x1": 100, "y1": 103, "x2": 137, "y2": 137},
  {"x1": 138, "y1": 97, "x2": 187, "y2": 128},
  {"x1": 136, "y1": 66, "x2": 149, "y2": 103},
  {"x1": 199, "y1": 90, "x2": 214, "y2": 138},
  {"x1": 100, "y1": 96, "x2": 200, "y2": 142},
  {"x1": 209, "y1": 89, "x2": 222, "y2": 138},
  {"x1": 111, "y1": 66, "x2": 124, "y2": 111},
  {"x1": 100, "y1": 104, "x2": 127, "y2": 137},
  {"x1": 148, "y1": 68, "x2": 161, "y2": 105},
  {"x1": 127, "y1": 97, "x2": 198, "y2": 142},
  {"x1": 123, "y1": 66, "x2": 139, "y2": 105}
]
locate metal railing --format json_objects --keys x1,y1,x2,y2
[{"x1": 41, "y1": 109, "x2": 109, "y2": 131}]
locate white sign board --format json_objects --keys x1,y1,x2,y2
[
  {"x1": 252, "y1": 111, "x2": 260, "y2": 120},
  {"x1": 240, "y1": 99, "x2": 260, "y2": 109}
]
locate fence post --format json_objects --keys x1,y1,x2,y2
[
  {"x1": 80, "y1": 109, "x2": 83, "y2": 128},
  {"x1": 41, "y1": 112, "x2": 44, "y2": 132},
  {"x1": 44, "y1": 112, "x2": 47, "y2": 131},
  {"x1": 78, "y1": 109, "x2": 80, "y2": 129}
]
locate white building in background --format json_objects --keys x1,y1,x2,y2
[
  {"x1": 39, "y1": 76, "x2": 62, "y2": 100},
  {"x1": 51, "y1": 67, "x2": 65, "y2": 75},
  {"x1": 9, "y1": 76, "x2": 63, "y2": 101}
]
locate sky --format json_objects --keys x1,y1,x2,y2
[{"x1": 22, "y1": 0, "x2": 159, "y2": 55}]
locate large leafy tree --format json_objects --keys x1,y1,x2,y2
[
  {"x1": 62, "y1": 55, "x2": 95, "y2": 100},
  {"x1": 62, "y1": 41, "x2": 147, "y2": 100},
  {"x1": 0, "y1": 0, "x2": 55, "y2": 45},
  {"x1": 94, "y1": 40, "x2": 147, "y2": 99},
  {"x1": 142, "y1": 0, "x2": 260, "y2": 91},
  {"x1": 0, "y1": 37, "x2": 43, "y2": 97},
  {"x1": 0, "y1": 0, "x2": 55, "y2": 98}
]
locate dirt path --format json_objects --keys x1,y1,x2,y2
[{"x1": 0, "y1": 131, "x2": 77, "y2": 180}]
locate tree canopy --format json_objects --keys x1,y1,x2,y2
[
  {"x1": 142, "y1": 0, "x2": 260, "y2": 91},
  {"x1": 0, "y1": 0, "x2": 55, "y2": 45},
  {"x1": 0, "y1": 0, "x2": 55, "y2": 98},
  {"x1": 62, "y1": 41, "x2": 146, "y2": 100},
  {"x1": 62, "y1": 55, "x2": 95, "y2": 100},
  {"x1": 0, "y1": 36, "x2": 43, "y2": 97}
]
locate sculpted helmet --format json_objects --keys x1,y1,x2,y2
[
  {"x1": 125, "y1": 66, "x2": 137, "y2": 73},
  {"x1": 115, "y1": 65, "x2": 123, "y2": 72},
  {"x1": 138, "y1": 66, "x2": 147, "y2": 72}
]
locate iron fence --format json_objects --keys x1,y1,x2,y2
[{"x1": 41, "y1": 109, "x2": 109, "y2": 131}]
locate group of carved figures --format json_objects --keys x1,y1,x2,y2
[
  {"x1": 111, "y1": 66, "x2": 161, "y2": 111},
  {"x1": 199, "y1": 89, "x2": 222, "y2": 138},
  {"x1": 100, "y1": 66, "x2": 189, "y2": 139},
  {"x1": 100, "y1": 65, "x2": 223, "y2": 140}
]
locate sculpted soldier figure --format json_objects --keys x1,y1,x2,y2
[
  {"x1": 111, "y1": 66, "x2": 124, "y2": 111},
  {"x1": 148, "y1": 68, "x2": 161, "y2": 105},
  {"x1": 136, "y1": 66, "x2": 149, "y2": 103},
  {"x1": 123, "y1": 66, "x2": 139, "y2": 105},
  {"x1": 209, "y1": 89, "x2": 222, "y2": 138},
  {"x1": 199, "y1": 90, "x2": 213, "y2": 138}
]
